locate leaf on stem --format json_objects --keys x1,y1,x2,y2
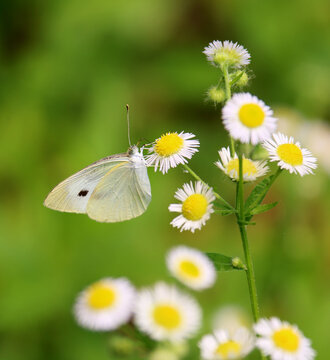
[
  {"x1": 248, "y1": 202, "x2": 278, "y2": 216},
  {"x1": 244, "y1": 174, "x2": 276, "y2": 214},
  {"x1": 206, "y1": 252, "x2": 246, "y2": 271}
]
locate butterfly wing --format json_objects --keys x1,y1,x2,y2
[
  {"x1": 86, "y1": 158, "x2": 151, "y2": 222},
  {"x1": 44, "y1": 154, "x2": 129, "y2": 214}
]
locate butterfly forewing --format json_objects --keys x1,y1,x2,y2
[
  {"x1": 44, "y1": 155, "x2": 129, "y2": 214},
  {"x1": 86, "y1": 159, "x2": 151, "y2": 222}
]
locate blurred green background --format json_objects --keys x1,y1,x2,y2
[{"x1": 0, "y1": 0, "x2": 329, "y2": 359}]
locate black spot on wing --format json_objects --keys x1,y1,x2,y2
[{"x1": 78, "y1": 190, "x2": 89, "y2": 197}]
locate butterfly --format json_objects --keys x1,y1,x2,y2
[{"x1": 44, "y1": 145, "x2": 151, "y2": 222}]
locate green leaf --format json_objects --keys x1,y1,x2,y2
[
  {"x1": 214, "y1": 209, "x2": 237, "y2": 216},
  {"x1": 244, "y1": 174, "x2": 276, "y2": 213},
  {"x1": 214, "y1": 201, "x2": 234, "y2": 211},
  {"x1": 206, "y1": 252, "x2": 246, "y2": 271},
  {"x1": 248, "y1": 202, "x2": 278, "y2": 216}
]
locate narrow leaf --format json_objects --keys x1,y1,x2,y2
[
  {"x1": 214, "y1": 201, "x2": 234, "y2": 211},
  {"x1": 248, "y1": 202, "x2": 278, "y2": 216},
  {"x1": 214, "y1": 209, "x2": 237, "y2": 216},
  {"x1": 206, "y1": 252, "x2": 245, "y2": 271},
  {"x1": 244, "y1": 174, "x2": 276, "y2": 213}
]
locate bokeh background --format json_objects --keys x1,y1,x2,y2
[{"x1": 0, "y1": 0, "x2": 329, "y2": 359}]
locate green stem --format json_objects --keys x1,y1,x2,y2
[
  {"x1": 182, "y1": 164, "x2": 234, "y2": 210},
  {"x1": 236, "y1": 153, "x2": 266, "y2": 360},
  {"x1": 222, "y1": 65, "x2": 236, "y2": 157}
]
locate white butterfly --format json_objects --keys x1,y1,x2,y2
[{"x1": 44, "y1": 145, "x2": 151, "y2": 222}]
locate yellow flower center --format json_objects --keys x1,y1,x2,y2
[
  {"x1": 277, "y1": 143, "x2": 303, "y2": 166},
  {"x1": 179, "y1": 260, "x2": 200, "y2": 278},
  {"x1": 87, "y1": 283, "x2": 116, "y2": 310},
  {"x1": 153, "y1": 305, "x2": 181, "y2": 330},
  {"x1": 154, "y1": 133, "x2": 184, "y2": 157},
  {"x1": 182, "y1": 194, "x2": 208, "y2": 221},
  {"x1": 227, "y1": 158, "x2": 257, "y2": 177},
  {"x1": 216, "y1": 340, "x2": 242, "y2": 358},
  {"x1": 238, "y1": 103, "x2": 265, "y2": 128},
  {"x1": 273, "y1": 328, "x2": 300, "y2": 352}
]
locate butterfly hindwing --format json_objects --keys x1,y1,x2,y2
[
  {"x1": 86, "y1": 160, "x2": 151, "y2": 223},
  {"x1": 44, "y1": 155, "x2": 129, "y2": 214}
]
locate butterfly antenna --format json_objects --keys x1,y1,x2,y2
[{"x1": 126, "y1": 104, "x2": 132, "y2": 147}]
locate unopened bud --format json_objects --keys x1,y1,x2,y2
[
  {"x1": 208, "y1": 86, "x2": 226, "y2": 103},
  {"x1": 149, "y1": 348, "x2": 179, "y2": 360},
  {"x1": 108, "y1": 335, "x2": 136, "y2": 357},
  {"x1": 236, "y1": 71, "x2": 249, "y2": 87}
]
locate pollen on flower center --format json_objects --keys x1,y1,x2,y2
[
  {"x1": 277, "y1": 143, "x2": 303, "y2": 165},
  {"x1": 216, "y1": 340, "x2": 242, "y2": 357},
  {"x1": 273, "y1": 328, "x2": 300, "y2": 352},
  {"x1": 227, "y1": 158, "x2": 257, "y2": 176},
  {"x1": 238, "y1": 103, "x2": 265, "y2": 128},
  {"x1": 153, "y1": 305, "x2": 181, "y2": 330},
  {"x1": 182, "y1": 194, "x2": 208, "y2": 221},
  {"x1": 179, "y1": 260, "x2": 200, "y2": 278},
  {"x1": 87, "y1": 283, "x2": 116, "y2": 309},
  {"x1": 154, "y1": 133, "x2": 184, "y2": 157}
]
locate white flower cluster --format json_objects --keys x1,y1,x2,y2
[{"x1": 73, "y1": 246, "x2": 217, "y2": 342}]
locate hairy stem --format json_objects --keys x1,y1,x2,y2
[
  {"x1": 222, "y1": 66, "x2": 236, "y2": 157},
  {"x1": 237, "y1": 152, "x2": 267, "y2": 360}
]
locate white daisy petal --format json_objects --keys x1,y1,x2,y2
[
  {"x1": 263, "y1": 132, "x2": 317, "y2": 176},
  {"x1": 222, "y1": 93, "x2": 277, "y2": 145},
  {"x1": 203, "y1": 40, "x2": 251, "y2": 68},
  {"x1": 254, "y1": 317, "x2": 316, "y2": 360},
  {"x1": 134, "y1": 282, "x2": 201, "y2": 342},
  {"x1": 168, "y1": 181, "x2": 215, "y2": 233},
  {"x1": 199, "y1": 327, "x2": 255, "y2": 360},
  {"x1": 74, "y1": 277, "x2": 135, "y2": 331},
  {"x1": 166, "y1": 246, "x2": 216, "y2": 291},
  {"x1": 215, "y1": 147, "x2": 269, "y2": 182},
  {"x1": 146, "y1": 131, "x2": 200, "y2": 174}
]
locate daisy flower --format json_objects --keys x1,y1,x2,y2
[
  {"x1": 146, "y1": 131, "x2": 200, "y2": 174},
  {"x1": 166, "y1": 246, "x2": 216, "y2": 291},
  {"x1": 74, "y1": 277, "x2": 135, "y2": 331},
  {"x1": 134, "y1": 282, "x2": 201, "y2": 342},
  {"x1": 203, "y1": 40, "x2": 251, "y2": 68},
  {"x1": 262, "y1": 132, "x2": 317, "y2": 176},
  {"x1": 169, "y1": 181, "x2": 215, "y2": 233},
  {"x1": 254, "y1": 317, "x2": 316, "y2": 360},
  {"x1": 222, "y1": 93, "x2": 277, "y2": 145},
  {"x1": 216, "y1": 147, "x2": 269, "y2": 182},
  {"x1": 199, "y1": 327, "x2": 255, "y2": 360}
]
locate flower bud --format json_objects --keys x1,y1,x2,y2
[
  {"x1": 108, "y1": 335, "x2": 137, "y2": 357},
  {"x1": 236, "y1": 71, "x2": 249, "y2": 87},
  {"x1": 207, "y1": 86, "x2": 226, "y2": 104}
]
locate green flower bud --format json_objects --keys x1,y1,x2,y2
[
  {"x1": 232, "y1": 257, "x2": 247, "y2": 270},
  {"x1": 236, "y1": 71, "x2": 249, "y2": 87},
  {"x1": 208, "y1": 86, "x2": 226, "y2": 104},
  {"x1": 108, "y1": 335, "x2": 137, "y2": 357}
]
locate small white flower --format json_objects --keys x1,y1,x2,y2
[
  {"x1": 203, "y1": 40, "x2": 250, "y2": 68},
  {"x1": 134, "y1": 282, "x2": 201, "y2": 342},
  {"x1": 169, "y1": 181, "x2": 215, "y2": 233},
  {"x1": 222, "y1": 93, "x2": 277, "y2": 145},
  {"x1": 254, "y1": 317, "x2": 316, "y2": 360},
  {"x1": 146, "y1": 131, "x2": 200, "y2": 174},
  {"x1": 166, "y1": 246, "x2": 216, "y2": 291},
  {"x1": 74, "y1": 277, "x2": 135, "y2": 331},
  {"x1": 262, "y1": 132, "x2": 317, "y2": 176},
  {"x1": 216, "y1": 147, "x2": 269, "y2": 182},
  {"x1": 199, "y1": 327, "x2": 255, "y2": 359}
]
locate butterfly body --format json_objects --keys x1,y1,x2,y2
[{"x1": 44, "y1": 146, "x2": 151, "y2": 222}]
